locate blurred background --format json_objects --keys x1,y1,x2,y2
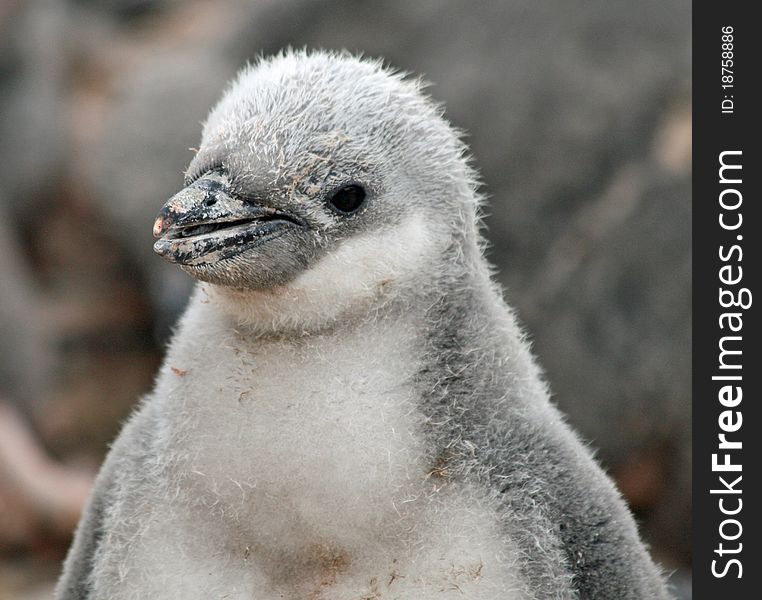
[{"x1": 0, "y1": 0, "x2": 691, "y2": 597}]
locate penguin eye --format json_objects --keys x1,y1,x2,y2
[{"x1": 327, "y1": 184, "x2": 366, "y2": 215}]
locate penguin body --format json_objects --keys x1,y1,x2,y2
[{"x1": 57, "y1": 51, "x2": 671, "y2": 599}]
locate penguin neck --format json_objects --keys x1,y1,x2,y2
[
  {"x1": 198, "y1": 212, "x2": 489, "y2": 338},
  {"x1": 199, "y1": 259, "x2": 492, "y2": 342}
]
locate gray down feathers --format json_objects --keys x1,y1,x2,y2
[{"x1": 56, "y1": 50, "x2": 672, "y2": 600}]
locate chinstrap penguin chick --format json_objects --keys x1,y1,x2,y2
[{"x1": 56, "y1": 50, "x2": 672, "y2": 599}]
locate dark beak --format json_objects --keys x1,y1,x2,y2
[{"x1": 152, "y1": 170, "x2": 303, "y2": 265}]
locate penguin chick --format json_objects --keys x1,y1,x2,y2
[{"x1": 56, "y1": 50, "x2": 672, "y2": 600}]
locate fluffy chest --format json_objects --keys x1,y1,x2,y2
[
  {"x1": 153, "y1": 308, "x2": 431, "y2": 546},
  {"x1": 107, "y1": 300, "x2": 531, "y2": 599}
]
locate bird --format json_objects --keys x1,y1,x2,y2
[{"x1": 56, "y1": 50, "x2": 672, "y2": 600}]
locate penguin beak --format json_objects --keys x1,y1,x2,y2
[{"x1": 152, "y1": 170, "x2": 304, "y2": 266}]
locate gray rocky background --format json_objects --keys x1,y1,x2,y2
[{"x1": 0, "y1": 1, "x2": 690, "y2": 597}]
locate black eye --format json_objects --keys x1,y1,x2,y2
[{"x1": 327, "y1": 184, "x2": 366, "y2": 215}]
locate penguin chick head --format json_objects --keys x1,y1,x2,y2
[{"x1": 153, "y1": 50, "x2": 481, "y2": 308}]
